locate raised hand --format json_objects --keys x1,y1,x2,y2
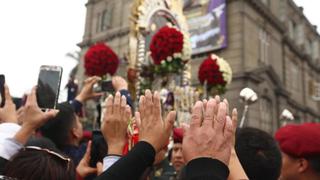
[
  {"x1": 0, "y1": 85, "x2": 17, "y2": 123},
  {"x1": 101, "y1": 92, "x2": 131, "y2": 155},
  {"x1": 182, "y1": 99, "x2": 234, "y2": 165},
  {"x1": 112, "y1": 76, "x2": 128, "y2": 91},
  {"x1": 76, "y1": 141, "x2": 98, "y2": 178},
  {"x1": 135, "y1": 90, "x2": 176, "y2": 152},
  {"x1": 76, "y1": 76, "x2": 103, "y2": 103},
  {"x1": 14, "y1": 87, "x2": 58, "y2": 145},
  {"x1": 20, "y1": 87, "x2": 58, "y2": 130}
]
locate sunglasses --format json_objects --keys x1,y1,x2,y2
[{"x1": 24, "y1": 146, "x2": 71, "y2": 171}]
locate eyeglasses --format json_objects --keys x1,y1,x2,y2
[
  {"x1": 24, "y1": 146, "x2": 71, "y2": 171},
  {"x1": 0, "y1": 175, "x2": 17, "y2": 180}
]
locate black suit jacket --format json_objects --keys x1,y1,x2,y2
[{"x1": 95, "y1": 141, "x2": 229, "y2": 180}]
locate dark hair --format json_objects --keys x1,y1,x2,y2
[
  {"x1": 40, "y1": 102, "x2": 76, "y2": 149},
  {"x1": 4, "y1": 148, "x2": 75, "y2": 180},
  {"x1": 26, "y1": 136, "x2": 58, "y2": 150},
  {"x1": 235, "y1": 127, "x2": 282, "y2": 180},
  {"x1": 306, "y1": 156, "x2": 320, "y2": 174}
]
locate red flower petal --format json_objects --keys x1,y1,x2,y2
[{"x1": 84, "y1": 43, "x2": 119, "y2": 77}]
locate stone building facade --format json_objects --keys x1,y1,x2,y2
[{"x1": 78, "y1": 0, "x2": 320, "y2": 134}]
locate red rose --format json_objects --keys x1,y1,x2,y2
[
  {"x1": 84, "y1": 43, "x2": 119, "y2": 77},
  {"x1": 198, "y1": 55, "x2": 226, "y2": 86},
  {"x1": 150, "y1": 26, "x2": 184, "y2": 65}
]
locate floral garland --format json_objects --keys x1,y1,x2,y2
[
  {"x1": 149, "y1": 26, "x2": 191, "y2": 74},
  {"x1": 198, "y1": 54, "x2": 232, "y2": 94},
  {"x1": 84, "y1": 43, "x2": 119, "y2": 77}
]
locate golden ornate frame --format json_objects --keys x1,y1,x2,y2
[{"x1": 129, "y1": 0, "x2": 192, "y2": 99}]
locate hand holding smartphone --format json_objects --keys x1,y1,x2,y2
[
  {"x1": 94, "y1": 80, "x2": 114, "y2": 93},
  {"x1": 36, "y1": 65, "x2": 63, "y2": 110}
]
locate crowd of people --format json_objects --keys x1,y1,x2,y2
[{"x1": 0, "y1": 75, "x2": 319, "y2": 180}]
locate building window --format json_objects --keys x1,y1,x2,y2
[
  {"x1": 259, "y1": 29, "x2": 270, "y2": 64},
  {"x1": 295, "y1": 24, "x2": 305, "y2": 46},
  {"x1": 101, "y1": 8, "x2": 112, "y2": 31},
  {"x1": 314, "y1": 82, "x2": 320, "y2": 99},
  {"x1": 305, "y1": 39, "x2": 312, "y2": 56},
  {"x1": 307, "y1": 76, "x2": 320, "y2": 99},
  {"x1": 279, "y1": 0, "x2": 287, "y2": 21},
  {"x1": 291, "y1": 61, "x2": 300, "y2": 91},
  {"x1": 260, "y1": 98, "x2": 272, "y2": 133},
  {"x1": 312, "y1": 40, "x2": 319, "y2": 60},
  {"x1": 288, "y1": 20, "x2": 295, "y2": 39},
  {"x1": 286, "y1": 60, "x2": 301, "y2": 92},
  {"x1": 96, "y1": 13, "x2": 101, "y2": 33}
]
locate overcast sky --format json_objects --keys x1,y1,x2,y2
[{"x1": 0, "y1": 0, "x2": 319, "y2": 98}]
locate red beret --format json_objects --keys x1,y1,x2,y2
[
  {"x1": 173, "y1": 128, "x2": 183, "y2": 143},
  {"x1": 275, "y1": 123, "x2": 320, "y2": 157}
]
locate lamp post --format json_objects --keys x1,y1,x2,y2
[{"x1": 239, "y1": 87, "x2": 258, "y2": 128}]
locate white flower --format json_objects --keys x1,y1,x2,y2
[
  {"x1": 216, "y1": 56, "x2": 232, "y2": 84},
  {"x1": 174, "y1": 53, "x2": 182, "y2": 58}
]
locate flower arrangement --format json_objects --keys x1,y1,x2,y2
[
  {"x1": 84, "y1": 43, "x2": 119, "y2": 77},
  {"x1": 149, "y1": 26, "x2": 191, "y2": 74},
  {"x1": 198, "y1": 54, "x2": 232, "y2": 94}
]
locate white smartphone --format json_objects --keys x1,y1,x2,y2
[{"x1": 36, "y1": 65, "x2": 63, "y2": 110}]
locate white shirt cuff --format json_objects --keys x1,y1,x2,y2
[
  {"x1": 0, "y1": 138, "x2": 23, "y2": 160},
  {"x1": 0, "y1": 123, "x2": 21, "y2": 142},
  {"x1": 102, "y1": 155, "x2": 121, "y2": 171}
]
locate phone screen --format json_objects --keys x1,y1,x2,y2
[
  {"x1": 0, "y1": 75, "x2": 5, "y2": 107},
  {"x1": 36, "y1": 66, "x2": 62, "y2": 109}
]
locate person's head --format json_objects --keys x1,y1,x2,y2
[
  {"x1": 171, "y1": 128, "x2": 185, "y2": 172},
  {"x1": 275, "y1": 123, "x2": 320, "y2": 180},
  {"x1": 26, "y1": 136, "x2": 58, "y2": 150},
  {"x1": 4, "y1": 146, "x2": 75, "y2": 180},
  {"x1": 235, "y1": 127, "x2": 282, "y2": 180},
  {"x1": 41, "y1": 102, "x2": 83, "y2": 149}
]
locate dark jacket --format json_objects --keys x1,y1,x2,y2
[{"x1": 95, "y1": 141, "x2": 229, "y2": 180}]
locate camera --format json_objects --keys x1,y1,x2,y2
[{"x1": 94, "y1": 80, "x2": 114, "y2": 92}]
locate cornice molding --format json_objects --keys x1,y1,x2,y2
[
  {"x1": 283, "y1": 37, "x2": 320, "y2": 73},
  {"x1": 245, "y1": 0, "x2": 286, "y2": 33},
  {"x1": 78, "y1": 27, "x2": 130, "y2": 48},
  {"x1": 287, "y1": 0, "x2": 320, "y2": 38}
]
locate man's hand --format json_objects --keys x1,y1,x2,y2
[
  {"x1": 135, "y1": 90, "x2": 176, "y2": 152},
  {"x1": 20, "y1": 87, "x2": 58, "y2": 131},
  {"x1": 0, "y1": 85, "x2": 17, "y2": 123},
  {"x1": 76, "y1": 76, "x2": 103, "y2": 103},
  {"x1": 101, "y1": 92, "x2": 131, "y2": 155},
  {"x1": 14, "y1": 86, "x2": 58, "y2": 144},
  {"x1": 112, "y1": 76, "x2": 128, "y2": 91},
  {"x1": 76, "y1": 141, "x2": 98, "y2": 178},
  {"x1": 182, "y1": 99, "x2": 234, "y2": 166}
]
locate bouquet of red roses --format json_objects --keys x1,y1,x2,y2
[
  {"x1": 84, "y1": 43, "x2": 119, "y2": 77},
  {"x1": 198, "y1": 54, "x2": 232, "y2": 94},
  {"x1": 149, "y1": 26, "x2": 190, "y2": 75}
]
